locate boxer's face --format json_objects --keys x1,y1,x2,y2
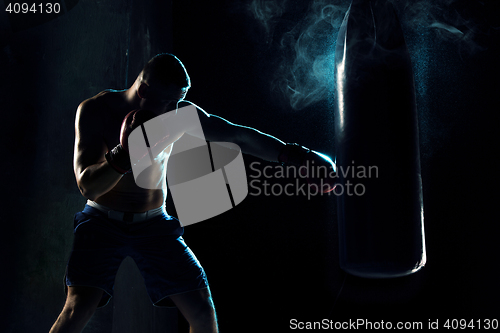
[{"x1": 139, "y1": 82, "x2": 188, "y2": 115}]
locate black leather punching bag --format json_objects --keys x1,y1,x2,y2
[{"x1": 334, "y1": 0, "x2": 426, "y2": 278}]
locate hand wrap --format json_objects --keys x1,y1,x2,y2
[
  {"x1": 105, "y1": 144, "x2": 131, "y2": 174},
  {"x1": 278, "y1": 143, "x2": 337, "y2": 193},
  {"x1": 278, "y1": 143, "x2": 311, "y2": 166}
]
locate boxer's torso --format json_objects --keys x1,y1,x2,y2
[{"x1": 86, "y1": 90, "x2": 172, "y2": 212}]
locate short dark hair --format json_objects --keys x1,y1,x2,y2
[{"x1": 142, "y1": 53, "x2": 191, "y2": 88}]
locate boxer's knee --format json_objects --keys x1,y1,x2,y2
[
  {"x1": 170, "y1": 287, "x2": 218, "y2": 333},
  {"x1": 64, "y1": 286, "x2": 103, "y2": 321},
  {"x1": 50, "y1": 287, "x2": 103, "y2": 333}
]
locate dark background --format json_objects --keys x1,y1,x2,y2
[{"x1": 1, "y1": 0, "x2": 498, "y2": 332}]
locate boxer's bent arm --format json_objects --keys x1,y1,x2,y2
[
  {"x1": 75, "y1": 161, "x2": 123, "y2": 201},
  {"x1": 73, "y1": 100, "x2": 123, "y2": 200},
  {"x1": 196, "y1": 109, "x2": 285, "y2": 162}
]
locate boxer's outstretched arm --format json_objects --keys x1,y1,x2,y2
[
  {"x1": 192, "y1": 103, "x2": 286, "y2": 162},
  {"x1": 73, "y1": 100, "x2": 123, "y2": 200}
]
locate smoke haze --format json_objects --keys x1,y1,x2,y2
[{"x1": 247, "y1": 0, "x2": 491, "y2": 110}]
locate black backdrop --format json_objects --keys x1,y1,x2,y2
[{"x1": 1, "y1": 0, "x2": 499, "y2": 332}]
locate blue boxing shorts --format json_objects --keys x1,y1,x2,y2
[{"x1": 65, "y1": 201, "x2": 209, "y2": 308}]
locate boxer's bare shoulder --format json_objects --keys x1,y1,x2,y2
[
  {"x1": 76, "y1": 91, "x2": 113, "y2": 129},
  {"x1": 76, "y1": 90, "x2": 130, "y2": 150}
]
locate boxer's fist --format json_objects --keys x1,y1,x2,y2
[
  {"x1": 120, "y1": 109, "x2": 157, "y2": 151},
  {"x1": 278, "y1": 143, "x2": 337, "y2": 193},
  {"x1": 105, "y1": 109, "x2": 157, "y2": 175},
  {"x1": 305, "y1": 150, "x2": 337, "y2": 193}
]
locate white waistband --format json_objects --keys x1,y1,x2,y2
[{"x1": 86, "y1": 200, "x2": 165, "y2": 223}]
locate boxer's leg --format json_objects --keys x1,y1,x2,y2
[
  {"x1": 170, "y1": 287, "x2": 218, "y2": 333},
  {"x1": 49, "y1": 286, "x2": 103, "y2": 333}
]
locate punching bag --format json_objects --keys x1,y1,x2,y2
[{"x1": 334, "y1": 0, "x2": 426, "y2": 278}]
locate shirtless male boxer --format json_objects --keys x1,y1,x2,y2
[{"x1": 49, "y1": 53, "x2": 335, "y2": 333}]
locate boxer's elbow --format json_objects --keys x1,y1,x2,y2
[
  {"x1": 237, "y1": 126, "x2": 285, "y2": 161},
  {"x1": 76, "y1": 173, "x2": 96, "y2": 200},
  {"x1": 76, "y1": 161, "x2": 123, "y2": 200},
  {"x1": 74, "y1": 166, "x2": 89, "y2": 198},
  {"x1": 232, "y1": 126, "x2": 255, "y2": 154},
  {"x1": 76, "y1": 166, "x2": 105, "y2": 201},
  {"x1": 78, "y1": 185, "x2": 93, "y2": 200}
]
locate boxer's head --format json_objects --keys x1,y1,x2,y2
[
  {"x1": 142, "y1": 53, "x2": 191, "y2": 88},
  {"x1": 137, "y1": 53, "x2": 190, "y2": 114}
]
